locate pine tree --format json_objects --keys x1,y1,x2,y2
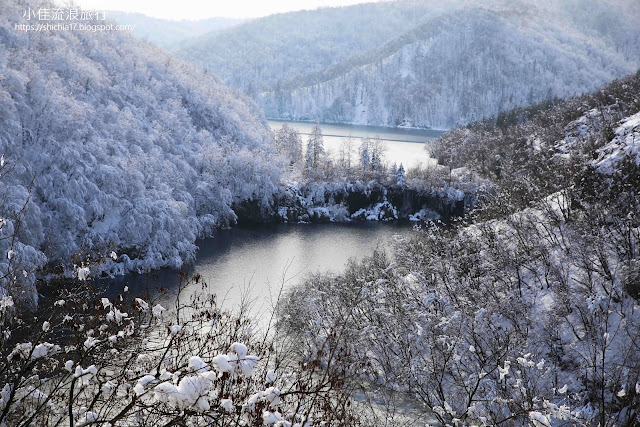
[
  {"x1": 306, "y1": 120, "x2": 325, "y2": 170},
  {"x1": 275, "y1": 123, "x2": 302, "y2": 167},
  {"x1": 396, "y1": 163, "x2": 406, "y2": 186},
  {"x1": 359, "y1": 137, "x2": 371, "y2": 173},
  {"x1": 339, "y1": 136, "x2": 354, "y2": 170}
]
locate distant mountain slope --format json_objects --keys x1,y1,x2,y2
[
  {"x1": 177, "y1": 0, "x2": 640, "y2": 129},
  {"x1": 105, "y1": 11, "x2": 243, "y2": 49},
  {"x1": 0, "y1": 0, "x2": 279, "y2": 303},
  {"x1": 176, "y1": 0, "x2": 466, "y2": 93},
  {"x1": 259, "y1": 5, "x2": 639, "y2": 128}
]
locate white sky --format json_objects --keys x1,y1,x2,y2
[{"x1": 64, "y1": 0, "x2": 383, "y2": 20}]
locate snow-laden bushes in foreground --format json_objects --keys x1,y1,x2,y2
[
  {"x1": 0, "y1": 275, "x2": 365, "y2": 426},
  {"x1": 279, "y1": 190, "x2": 640, "y2": 425}
]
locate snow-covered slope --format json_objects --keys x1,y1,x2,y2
[
  {"x1": 595, "y1": 112, "x2": 640, "y2": 175},
  {"x1": 258, "y1": 3, "x2": 640, "y2": 128},
  {"x1": 177, "y1": 0, "x2": 640, "y2": 129},
  {"x1": 176, "y1": 0, "x2": 465, "y2": 94},
  {"x1": 104, "y1": 12, "x2": 243, "y2": 50},
  {"x1": 0, "y1": 0, "x2": 280, "y2": 303}
]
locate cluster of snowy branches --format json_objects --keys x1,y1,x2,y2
[
  {"x1": 0, "y1": 0, "x2": 282, "y2": 303},
  {"x1": 0, "y1": 273, "x2": 370, "y2": 426},
  {"x1": 277, "y1": 71, "x2": 640, "y2": 424}
]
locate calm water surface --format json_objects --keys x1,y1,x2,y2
[
  {"x1": 103, "y1": 121, "x2": 436, "y2": 322},
  {"x1": 268, "y1": 120, "x2": 443, "y2": 169},
  {"x1": 103, "y1": 222, "x2": 412, "y2": 322}
]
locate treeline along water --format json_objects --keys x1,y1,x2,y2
[
  {"x1": 100, "y1": 123, "x2": 450, "y2": 319},
  {"x1": 98, "y1": 122, "x2": 455, "y2": 322},
  {"x1": 268, "y1": 120, "x2": 444, "y2": 169}
]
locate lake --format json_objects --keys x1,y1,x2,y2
[
  {"x1": 268, "y1": 120, "x2": 443, "y2": 169},
  {"x1": 102, "y1": 121, "x2": 437, "y2": 325},
  {"x1": 102, "y1": 222, "x2": 413, "y2": 325}
]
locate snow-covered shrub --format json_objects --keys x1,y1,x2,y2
[{"x1": 0, "y1": 274, "x2": 364, "y2": 426}]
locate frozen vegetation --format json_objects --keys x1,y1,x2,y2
[
  {"x1": 279, "y1": 71, "x2": 640, "y2": 424},
  {"x1": 1, "y1": 0, "x2": 639, "y2": 424},
  {"x1": 177, "y1": 0, "x2": 640, "y2": 128},
  {"x1": 0, "y1": 0, "x2": 280, "y2": 304},
  {"x1": 0, "y1": 276, "x2": 368, "y2": 426}
]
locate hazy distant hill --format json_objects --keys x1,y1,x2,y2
[
  {"x1": 105, "y1": 11, "x2": 244, "y2": 49},
  {"x1": 176, "y1": 0, "x2": 640, "y2": 128},
  {"x1": 176, "y1": 0, "x2": 466, "y2": 92}
]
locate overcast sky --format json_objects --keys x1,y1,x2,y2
[{"x1": 64, "y1": 0, "x2": 382, "y2": 20}]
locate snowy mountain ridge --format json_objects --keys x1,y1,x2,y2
[
  {"x1": 257, "y1": 4, "x2": 640, "y2": 128},
  {"x1": 175, "y1": 0, "x2": 640, "y2": 129}
]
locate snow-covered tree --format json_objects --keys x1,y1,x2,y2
[
  {"x1": 358, "y1": 138, "x2": 371, "y2": 174},
  {"x1": 338, "y1": 136, "x2": 354, "y2": 170},
  {"x1": 305, "y1": 120, "x2": 325, "y2": 172},
  {"x1": 369, "y1": 137, "x2": 385, "y2": 174},
  {"x1": 274, "y1": 123, "x2": 303, "y2": 168},
  {"x1": 396, "y1": 163, "x2": 406, "y2": 186}
]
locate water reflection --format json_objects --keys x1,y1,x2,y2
[{"x1": 101, "y1": 222, "x2": 412, "y2": 320}]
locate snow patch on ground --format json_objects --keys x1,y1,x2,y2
[{"x1": 594, "y1": 111, "x2": 640, "y2": 174}]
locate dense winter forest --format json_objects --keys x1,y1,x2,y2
[
  {"x1": 0, "y1": 0, "x2": 281, "y2": 306},
  {"x1": 174, "y1": 0, "x2": 640, "y2": 128},
  {"x1": 1, "y1": 0, "x2": 639, "y2": 425}
]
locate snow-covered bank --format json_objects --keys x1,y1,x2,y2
[
  {"x1": 0, "y1": 0, "x2": 279, "y2": 304},
  {"x1": 232, "y1": 180, "x2": 475, "y2": 226},
  {"x1": 267, "y1": 117, "x2": 448, "y2": 132}
]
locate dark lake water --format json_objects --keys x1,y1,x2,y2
[
  {"x1": 101, "y1": 121, "x2": 436, "y2": 326},
  {"x1": 102, "y1": 222, "x2": 413, "y2": 324}
]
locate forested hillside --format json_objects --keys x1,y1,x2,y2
[
  {"x1": 178, "y1": 0, "x2": 640, "y2": 128},
  {"x1": 0, "y1": 0, "x2": 280, "y2": 304},
  {"x1": 105, "y1": 11, "x2": 243, "y2": 50},
  {"x1": 176, "y1": 0, "x2": 465, "y2": 94},
  {"x1": 280, "y1": 70, "x2": 640, "y2": 425}
]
